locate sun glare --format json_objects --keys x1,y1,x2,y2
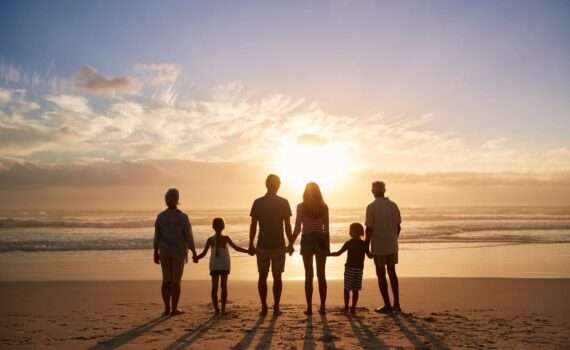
[{"x1": 274, "y1": 136, "x2": 351, "y2": 193}]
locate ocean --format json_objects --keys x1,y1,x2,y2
[{"x1": 1, "y1": 207, "x2": 569, "y2": 280}]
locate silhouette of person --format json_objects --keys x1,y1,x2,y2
[
  {"x1": 153, "y1": 188, "x2": 197, "y2": 316},
  {"x1": 248, "y1": 174, "x2": 294, "y2": 316},
  {"x1": 365, "y1": 181, "x2": 402, "y2": 313},
  {"x1": 290, "y1": 182, "x2": 330, "y2": 315}
]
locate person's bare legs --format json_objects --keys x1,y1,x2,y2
[
  {"x1": 387, "y1": 264, "x2": 401, "y2": 312},
  {"x1": 316, "y1": 254, "x2": 327, "y2": 314},
  {"x1": 258, "y1": 269, "x2": 269, "y2": 315},
  {"x1": 272, "y1": 269, "x2": 283, "y2": 315},
  {"x1": 221, "y1": 274, "x2": 228, "y2": 314},
  {"x1": 211, "y1": 275, "x2": 220, "y2": 315},
  {"x1": 351, "y1": 290, "x2": 359, "y2": 314},
  {"x1": 343, "y1": 289, "x2": 349, "y2": 313},
  {"x1": 302, "y1": 254, "x2": 314, "y2": 315},
  {"x1": 170, "y1": 281, "x2": 182, "y2": 315},
  {"x1": 161, "y1": 281, "x2": 171, "y2": 315},
  {"x1": 375, "y1": 263, "x2": 392, "y2": 313}
]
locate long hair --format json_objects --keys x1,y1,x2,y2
[{"x1": 302, "y1": 182, "x2": 326, "y2": 219}]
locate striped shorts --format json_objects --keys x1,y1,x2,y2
[{"x1": 344, "y1": 267, "x2": 363, "y2": 291}]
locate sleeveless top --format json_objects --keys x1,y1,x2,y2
[
  {"x1": 209, "y1": 236, "x2": 231, "y2": 272},
  {"x1": 301, "y1": 215, "x2": 326, "y2": 234}
]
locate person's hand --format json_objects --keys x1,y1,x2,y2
[
  {"x1": 248, "y1": 244, "x2": 256, "y2": 256},
  {"x1": 286, "y1": 244, "x2": 294, "y2": 256},
  {"x1": 192, "y1": 255, "x2": 199, "y2": 263},
  {"x1": 366, "y1": 252, "x2": 373, "y2": 259},
  {"x1": 153, "y1": 250, "x2": 160, "y2": 264}
]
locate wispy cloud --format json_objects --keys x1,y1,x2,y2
[{"x1": 74, "y1": 66, "x2": 141, "y2": 95}]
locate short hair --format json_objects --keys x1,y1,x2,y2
[
  {"x1": 212, "y1": 217, "x2": 225, "y2": 231},
  {"x1": 372, "y1": 181, "x2": 385, "y2": 190},
  {"x1": 349, "y1": 222, "x2": 364, "y2": 237},
  {"x1": 165, "y1": 188, "x2": 179, "y2": 207},
  {"x1": 266, "y1": 174, "x2": 281, "y2": 189}
]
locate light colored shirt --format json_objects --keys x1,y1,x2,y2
[
  {"x1": 154, "y1": 208, "x2": 194, "y2": 262},
  {"x1": 365, "y1": 197, "x2": 401, "y2": 255}
]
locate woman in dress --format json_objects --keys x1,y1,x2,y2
[{"x1": 290, "y1": 182, "x2": 330, "y2": 315}]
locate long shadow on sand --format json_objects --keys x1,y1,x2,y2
[
  {"x1": 390, "y1": 313, "x2": 449, "y2": 350},
  {"x1": 89, "y1": 315, "x2": 168, "y2": 350},
  {"x1": 319, "y1": 314, "x2": 337, "y2": 349},
  {"x1": 347, "y1": 314, "x2": 390, "y2": 350},
  {"x1": 303, "y1": 317, "x2": 316, "y2": 350},
  {"x1": 254, "y1": 315, "x2": 278, "y2": 350},
  {"x1": 165, "y1": 316, "x2": 218, "y2": 350},
  {"x1": 233, "y1": 315, "x2": 266, "y2": 349}
]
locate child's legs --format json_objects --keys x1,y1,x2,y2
[
  {"x1": 343, "y1": 289, "x2": 350, "y2": 310},
  {"x1": 221, "y1": 274, "x2": 228, "y2": 312},
  {"x1": 351, "y1": 290, "x2": 359, "y2": 309},
  {"x1": 211, "y1": 275, "x2": 220, "y2": 311}
]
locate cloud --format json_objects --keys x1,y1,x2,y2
[
  {"x1": 74, "y1": 66, "x2": 141, "y2": 95},
  {"x1": 134, "y1": 63, "x2": 181, "y2": 86},
  {"x1": 45, "y1": 94, "x2": 90, "y2": 114},
  {"x1": 0, "y1": 88, "x2": 13, "y2": 105}
]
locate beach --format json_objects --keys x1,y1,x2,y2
[
  {"x1": 1, "y1": 278, "x2": 569, "y2": 349},
  {"x1": 1, "y1": 207, "x2": 570, "y2": 348}
]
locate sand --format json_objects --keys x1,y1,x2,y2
[{"x1": 1, "y1": 278, "x2": 569, "y2": 349}]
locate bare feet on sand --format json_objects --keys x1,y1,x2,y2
[
  {"x1": 170, "y1": 309, "x2": 184, "y2": 316},
  {"x1": 273, "y1": 306, "x2": 282, "y2": 316},
  {"x1": 375, "y1": 306, "x2": 393, "y2": 314},
  {"x1": 259, "y1": 305, "x2": 268, "y2": 316}
]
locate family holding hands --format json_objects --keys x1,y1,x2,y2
[{"x1": 153, "y1": 174, "x2": 402, "y2": 318}]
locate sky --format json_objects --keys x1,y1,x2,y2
[{"x1": 1, "y1": 0, "x2": 569, "y2": 209}]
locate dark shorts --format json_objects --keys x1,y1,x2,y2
[
  {"x1": 160, "y1": 255, "x2": 185, "y2": 284},
  {"x1": 373, "y1": 253, "x2": 398, "y2": 266},
  {"x1": 300, "y1": 232, "x2": 329, "y2": 256},
  {"x1": 344, "y1": 267, "x2": 363, "y2": 291},
  {"x1": 256, "y1": 247, "x2": 286, "y2": 275},
  {"x1": 210, "y1": 270, "x2": 230, "y2": 277}
]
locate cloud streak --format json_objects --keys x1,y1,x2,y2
[{"x1": 74, "y1": 66, "x2": 141, "y2": 95}]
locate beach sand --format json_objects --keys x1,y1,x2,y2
[{"x1": 1, "y1": 278, "x2": 569, "y2": 349}]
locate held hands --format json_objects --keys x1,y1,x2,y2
[
  {"x1": 286, "y1": 244, "x2": 294, "y2": 256},
  {"x1": 192, "y1": 255, "x2": 199, "y2": 263},
  {"x1": 248, "y1": 244, "x2": 256, "y2": 256}
]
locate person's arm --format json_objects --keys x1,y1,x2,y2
[
  {"x1": 249, "y1": 217, "x2": 258, "y2": 255},
  {"x1": 153, "y1": 218, "x2": 160, "y2": 264},
  {"x1": 195, "y1": 238, "x2": 211, "y2": 261},
  {"x1": 291, "y1": 204, "x2": 302, "y2": 245},
  {"x1": 284, "y1": 200, "x2": 294, "y2": 255},
  {"x1": 365, "y1": 204, "x2": 374, "y2": 248},
  {"x1": 365, "y1": 244, "x2": 373, "y2": 259},
  {"x1": 329, "y1": 242, "x2": 348, "y2": 257},
  {"x1": 227, "y1": 237, "x2": 250, "y2": 254},
  {"x1": 396, "y1": 203, "x2": 402, "y2": 238},
  {"x1": 323, "y1": 205, "x2": 330, "y2": 252},
  {"x1": 185, "y1": 216, "x2": 197, "y2": 258}
]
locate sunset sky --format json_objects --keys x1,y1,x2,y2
[{"x1": 1, "y1": 0, "x2": 569, "y2": 209}]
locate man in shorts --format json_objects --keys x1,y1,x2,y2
[
  {"x1": 365, "y1": 181, "x2": 402, "y2": 313},
  {"x1": 153, "y1": 188, "x2": 197, "y2": 316},
  {"x1": 249, "y1": 174, "x2": 294, "y2": 316}
]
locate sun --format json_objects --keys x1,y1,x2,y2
[{"x1": 273, "y1": 135, "x2": 351, "y2": 194}]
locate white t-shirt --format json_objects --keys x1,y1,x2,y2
[{"x1": 365, "y1": 197, "x2": 401, "y2": 255}]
